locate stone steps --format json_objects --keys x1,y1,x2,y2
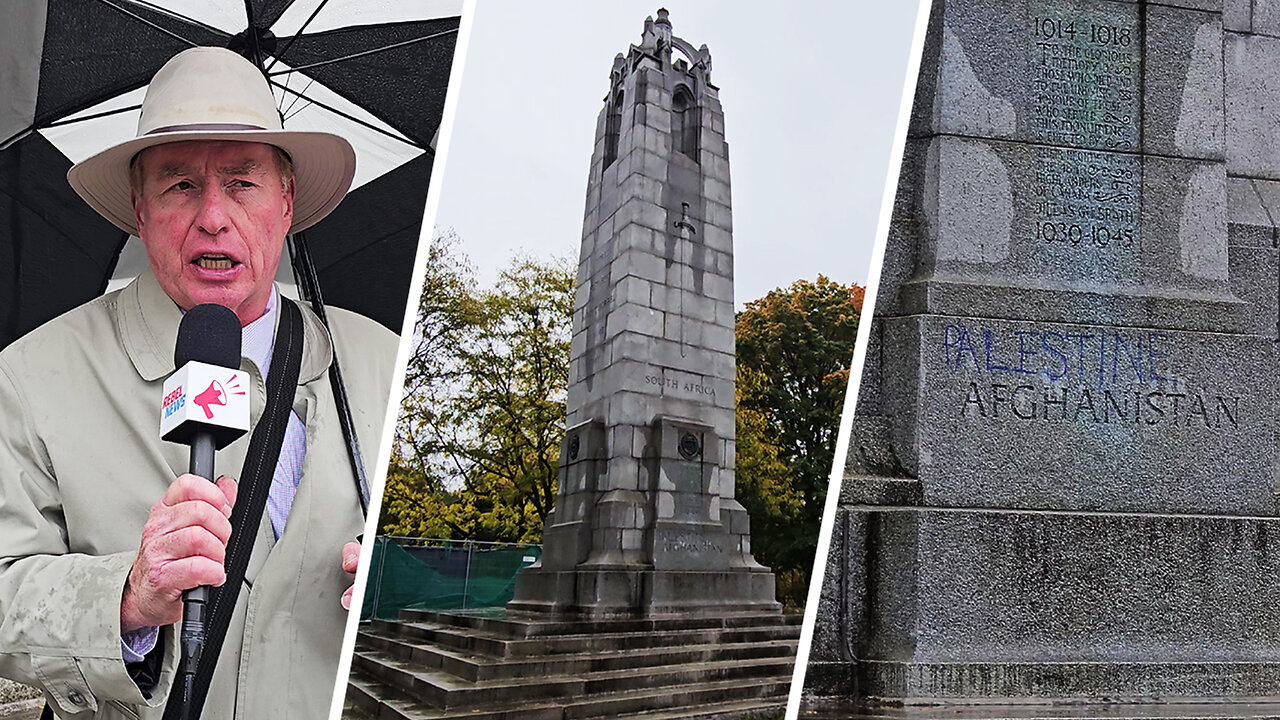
[
  {"x1": 346, "y1": 669, "x2": 791, "y2": 719},
  {"x1": 397, "y1": 608, "x2": 799, "y2": 638},
  {"x1": 621, "y1": 699, "x2": 787, "y2": 720},
  {"x1": 344, "y1": 610, "x2": 799, "y2": 719},
  {"x1": 354, "y1": 646, "x2": 794, "y2": 707},
  {"x1": 369, "y1": 617, "x2": 799, "y2": 661},
  {"x1": 359, "y1": 627, "x2": 796, "y2": 682}
]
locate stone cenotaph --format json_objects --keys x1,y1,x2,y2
[
  {"x1": 510, "y1": 8, "x2": 778, "y2": 618},
  {"x1": 345, "y1": 14, "x2": 797, "y2": 720},
  {"x1": 806, "y1": 0, "x2": 1280, "y2": 713}
]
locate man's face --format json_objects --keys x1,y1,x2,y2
[{"x1": 131, "y1": 140, "x2": 295, "y2": 327}]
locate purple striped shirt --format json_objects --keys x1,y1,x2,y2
[{"x1": 241, "y1": 290, "x2": 306, "y2": 541}]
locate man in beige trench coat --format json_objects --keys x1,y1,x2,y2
[{"x1": 0, "y1": 47, "x2": 396, "y2": 718}]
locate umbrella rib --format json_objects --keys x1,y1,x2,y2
[
  {"x1": 0, "y1": 127, "x2": 34, "y2": 152},
  {"x1": 268, "y1": 79, "x2": 422, "y2": 149},
  {"x1": 119, "y1": 0, "x2": 228, "y2": 37},
  {"x1": 44, "y1": 104, "x2": 143, "y2": 129},
  {"x1": 90, "y1": 0, "x2": 200, "y2": 48},
  {"x1": 265, "y1": 0, "x2": 335, "y2": 73},
  {"x1": 266, "y1": 28, "x2": 459, "y2": 77},
  {"x1": 281, "y1": 77, "x2": 316, "y2": 121},
  {"x1": 2, "y1": 101, "x2": 142, "y2": 149},
  {"x1": 243, "y1": 0, "x2": 266, "y2": 69}
]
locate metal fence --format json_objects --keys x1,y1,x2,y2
[{"x1": 360, "y1": 536, "x2": 542, "y2": 621}]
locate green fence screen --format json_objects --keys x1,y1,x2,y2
[{"x1": 360, "y1": 536, "x2": 542, "y2": 621}]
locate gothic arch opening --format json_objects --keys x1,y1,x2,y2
[
  {"x1": 671, "y1": 84, "x2": 699, "y2": 161},
  {"x1": 604, "y1": 88, "x2": 623, "y2": 168}
]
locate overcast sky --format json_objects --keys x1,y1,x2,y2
[{"x1": 432, "y1": 1, "x2": 923, "y2": 307}]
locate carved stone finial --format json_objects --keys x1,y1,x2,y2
[
  {"x1": 652, "y1": 8, "x2": 673, "y2": 48},
  {"x1": 641, "y1": 15, "x2": 657, "y2": 49}
]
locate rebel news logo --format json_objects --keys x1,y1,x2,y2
[{"x1": 164, "y1": 374, "x2": 246, "y2": 420}]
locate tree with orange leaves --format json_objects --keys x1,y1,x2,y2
[{"x1": 735, "y1": 275, "x2": 863, "y2": 607}]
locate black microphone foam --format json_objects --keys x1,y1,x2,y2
[{"x1": 174, "y1": 304, "x2": 242, "y2": 369}]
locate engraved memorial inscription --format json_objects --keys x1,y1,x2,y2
[
  {"x1": 1028, "y1": 0, "x2": 1139, "y2": 150},
  {"x1": 1032, "y1": 147, "x2": 1140, "y2": 253}
]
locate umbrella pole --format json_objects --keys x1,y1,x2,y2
[{"x1": 287, "y1": 231, "x2": 372, "y2": 515}]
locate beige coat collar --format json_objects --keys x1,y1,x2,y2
[{"x1": 116, "y1": 269, "x2": 333, "y2": 384}]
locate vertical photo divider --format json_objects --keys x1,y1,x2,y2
[
  {"x1": 328, "y1": 1, "x2": 480, "y2": 718},
  {"x1": 784, "y1": 0, "x2": 937, "y2": 716}
]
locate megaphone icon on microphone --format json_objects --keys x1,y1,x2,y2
[{"x1": 194, "y1": 380, "x2": 227, "y2": 420}]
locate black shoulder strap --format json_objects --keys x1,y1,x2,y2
[{"x1": 162, "y1": 298, "x2": 305, "y2": 720}]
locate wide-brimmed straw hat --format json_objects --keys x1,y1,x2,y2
[{"x1": 67, "y1": 46, "x2": 355, "y2": 235}]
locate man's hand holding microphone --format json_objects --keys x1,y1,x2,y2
[{"x1": 121, "y1": 474, "x2": 238, "y2": 633}]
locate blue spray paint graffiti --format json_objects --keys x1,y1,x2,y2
[
  {"x1": 940, "y1": 324, "x2": 1242, "y2": 428},
  {"x1": 942, "y1": 323, "x2": 1177, "y2": 388}
]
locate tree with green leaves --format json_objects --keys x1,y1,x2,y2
[
  {"x1": 381, "y1": 232, "x2": 574, "y2": 543},
  {"x1": 735, "y1": 276, "x2": 863, "y2": 608}
]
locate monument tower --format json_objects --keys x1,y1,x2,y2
[
  {"x1": 346, "y1": 14, "x2": 798, "y2": 718},
  {"x1": 511, "y1": 8, "x2": 777, "y2": 617}
]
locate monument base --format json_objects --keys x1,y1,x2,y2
[
  {"x1": 805, "y1": 660, "x2": 1280, "y2": 703},
  {"x1": 807, "y1": 501, "x2": 1280, "y2": 704},
  {"x1": 799, "y1": 697, "x2": 1280, "y2": 720},
  {"x1": 508, "y1": 566, "x2": 780, "y2": 617}
]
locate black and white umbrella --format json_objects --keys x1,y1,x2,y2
[{"x1": 1, "y1": 0, "x2": 462, "y2": 348}]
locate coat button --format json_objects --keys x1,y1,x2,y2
[{"x1": 68, "y1": 690, "x2": 86, "y2": 705}]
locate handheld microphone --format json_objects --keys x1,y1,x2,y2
[
  {"x1": 162, "y1": 305, "x2": 249, "y2": 467},
  {"x1": 161, "y1": 304, "x2": 248, "y2": 720}
]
